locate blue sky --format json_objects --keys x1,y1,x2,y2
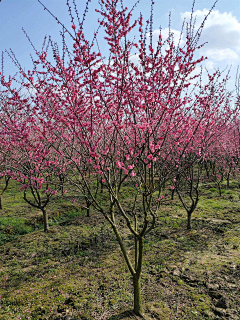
[{"x1": 0, "y1": 0, "x2": 240, "y2": 91}]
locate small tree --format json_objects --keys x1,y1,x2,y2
[
  {"x1": 0, "y1": 95, "x2": 64, "y2": 232},
  {"x1": 0, "y1": 174, "x2": 11, "y2": 210},
  {"x1": 3, "y1": 0, "x2": 238, "y2": 315}
]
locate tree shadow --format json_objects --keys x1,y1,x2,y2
[{"x1": 106, "y1": 309, "x2": 145, "y2": 320}]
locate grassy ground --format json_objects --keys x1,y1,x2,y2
[{"x1": 0, "y1": 180, "x2": 240, "y2": 320}]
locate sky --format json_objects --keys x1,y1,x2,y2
[{"x1": 0, "y1": 0, "x2": 240, "y2": 92}]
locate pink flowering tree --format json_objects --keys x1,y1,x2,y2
[
  {"x1": 223, "y1": 117, "x2": 240, "y2": 189},
  {"x1": 0, "y1": 87, "x2": 65, "y2": 232},
  {"x1": 0, "y1": 91, "x2": 15, "y2": 210},
  {"x1": 3, "y1": 0, "x2": 238, "y2": 315},
  {"x1": 0, "y1": 146, "x2": 11, "y2": 211},
  {"x1": 168, "y1": 70, "x2": 236, "y2": 228}
]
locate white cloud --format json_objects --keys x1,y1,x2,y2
[
  {"x1": 149, "y1": 28, "x2": 185, "y2": 48},
  {"x1": 180, "y1": 10, "x2": 240, "y2": 53},
  {"x1": 179, "y1": 9, "x2": 240, "y2": 92},
  {"x1": 205, "y1": 48, "x2": 238, "y2": 62},
  {"x1": 205, "y1": 60, "x2": 215, "y2": 70},
  {"x1": 128, "y1": 9, "x2": 239, "y2": 93}
]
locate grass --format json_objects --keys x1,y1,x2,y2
[{"x1": 0, "y1": 179, "x2": 240, "y2": 319}]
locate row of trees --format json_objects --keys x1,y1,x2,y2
[{"x1": 0, "y1": 0, "x2": 239, "y2": 315}]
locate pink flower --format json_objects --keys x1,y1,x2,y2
[
  {"x1": 72, "y1": 24, "x2": 76, "y2": 30},
  {"x1": 130, "y1": 171, "x2": 136, "y2": 177},
  {"x1": 102, "y1": 179, "x2": 106, "y2": 183},
  {"x1": 147, "y1": 154, "x2": 153, "y2": 160},
  {"x1": 52, "y1": 190, "x2": 57, "y2": 195},
  {"x1": 170, "y1": 186, "x2": 175, "y2": 190},
  {"x1": 116, "y1": 160, "x2": 122, "y2": 168},
  {"x1": 63, "y1": 189, "x2": 67, "y2": 194},
  {"x1": 147, "y1": 163, "x2": 151, "y2": 168},
  {"x1": 161, "y1": 195, "x2": 165, "y2": 199}
]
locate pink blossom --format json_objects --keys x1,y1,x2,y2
[
  {"x1": 147, "y1": 154, "x2": 153, "y2": 160},
  {"x1": 170, "y1": 186, "x2": 175, "y2": 190},
  {"x1": 72, "y1": 24, "x2": 76, "y2": 30},
  {"x1": 116, "y1": 160, "x2": 122, "y2": 168},
  {"x1": 130, "y1": 171, "x2": 136, "y2": 177}
]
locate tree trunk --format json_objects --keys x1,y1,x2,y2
[
  {"x1": 217, "y1": 183, "x2": 222, "y2": 196},
  {"x1": 133, "y1": 274, "x2": 143, "y2": 316},
  {"x1": 227, "y1": 173, "x2": 230, "y2": 188},
  {"x1": 0, "y1": 195, "x2": 2, "y2": 210},
  {"x1": 86, "y1": 197, "x2": 91, "y2": 217},
  {"x1": 187, "y1": 212, "x2": 191, "y2": 230},
  {"x1": 42, "y1": 208, "x2": 49, "y2": 232}
]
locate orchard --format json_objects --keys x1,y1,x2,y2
[{"x1": 0, "y1": 0, "x2": 240, "y2": 319}]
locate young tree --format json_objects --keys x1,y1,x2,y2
[
  {"x1": 0, "y1": 136, "x2": 11, "y2": 210},
  {"x1": 3, "y1": 0, "x2": 239, "y2": 315},
  {"x1": 169, "y1": 70, "x2": 236, "y2": 228},
  {"x1": 0, "y1": 88, "x2": 65, "y2": 232}
]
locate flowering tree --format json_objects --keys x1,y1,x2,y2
[
  {"x1": 2, "y1": 0, "x2": 239, "y2": 315},
  {"x1": 0, "y1": 172, "x2": 11, "y2": 210},
  {"x1": 0, "y1": 138, "x2": 11, "y2": 210},
  {"x1": 0, "y1": 88, "x2": 65, "y2": 232},
  {"x1": 222, "y1": 117, "x2": 240, "y2": 189},
  {"x1": 169, "y1": 70, "x2": 236, "y2": 228}
]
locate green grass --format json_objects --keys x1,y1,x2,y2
[{"x1": 0, "y1": 178, "x2": 240, "y2": 319}]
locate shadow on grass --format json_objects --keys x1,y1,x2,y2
[{"x1": 107, "y1": 309, "x2": 145, "y2": 320}]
